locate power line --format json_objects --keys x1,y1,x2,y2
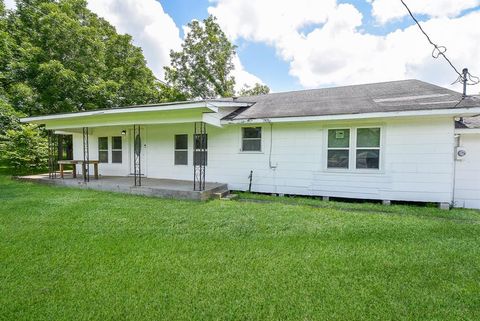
[{"x1": 399, "y1": 0, "x2": 479, "y2": 86}]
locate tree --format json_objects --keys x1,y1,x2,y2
[
  {"x1": 239, "y1": 83, "x2": 270, "y2": 96},
  {"x1": 0, "y1": 124, "x2": 49, "y2": 174},
  {"x1": 165, "y1": 16, "x2": 236, "y2": 99},
  {"x1": 1, "y1": 0, "x2": 166, "y2": 115},
  {"x1": 0, "y1": 97, "x2": 23, "y2": 136}
]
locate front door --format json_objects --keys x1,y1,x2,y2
[{"x1": 129, "y1": 127, "x2": 147, "y2": 176}]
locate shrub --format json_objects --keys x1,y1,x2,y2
[{"x1": 0, "y1": 124, "x2": 48, "y2": 175}]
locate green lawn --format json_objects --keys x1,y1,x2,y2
[{"x1": 1, "y1": 175, "x2": 480, "y2": 321}]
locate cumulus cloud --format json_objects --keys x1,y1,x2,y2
[
  {"x1": 87, "y1": 0, "x2": 182, "y2": 80},
  {"x1": 231, "y1": 54, "x2": 264, "y2": 91},
  {"x1": 370, "y1": 0, "x2": 480, "y2": 24},
  {"x1": 208, "y1": 0, "x2": 480, "y2": 92}
]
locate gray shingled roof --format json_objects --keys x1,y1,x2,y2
[
  {"x1": 222, "y1": 79, "x2": 480, "y2": 120},
  {"x1": 461, "y1": 116, "x2": 480, "y2": 128}
]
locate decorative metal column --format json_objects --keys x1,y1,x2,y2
[
  {"x1": 48, "y1": 130, "x2": 59, "y2": 179},
  {"x1": 133, "y1": 125, "x2": 142, "y2": 186},
  {"x1": 193, "y1": 122, "x2": 207, "y2": 191},
  {"x1": 82, "y1": 127, "x2": 90, "y2": 182}
]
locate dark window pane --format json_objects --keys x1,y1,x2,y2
[
  {"x1": 175, "y1": 134, "x2": 188, "y2": 150},
  {"x1": 194, "y1": 151, "x2": 207, "y2": 166},
  {"x1": 328, "y1": 129, "x2": 350, "y2": 148},
  {"x1": 242, "y1": 139, "x2": 261, "y2": 151},
  {"x1": 356, "y1": 149, "x2": 380, "y2": 169},
  {"x1": 112, "y1": 151, "x2": 122, "y2": 163},
  {"x1": 98, "y1": 137, "x2": 108, "y2": 150},
  {"x1": 243, "y1": 127, "x2": 262, "y2": 139},
  {"x1": 357, "y1": 128, "x2": 380, "y2": 147},
  {"x1": 99, "y1": 150, "x2": 108, "y2": 163},
  {"x1": 175, "y1": 151, "x2": 188, "y2": 165},
  {"x1": 112, "y1": 136, "x2": 122, "y2": 150},
  {"x1": 327, "y1": 150, "x2": 349, "y2": 168},
  {"x1": 194, "y1": 134, "x2": 207, "y2": 149}
]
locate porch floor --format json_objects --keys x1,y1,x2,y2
[{"x1": 18, "y1": 173, "x2": 228, "y2": 201}]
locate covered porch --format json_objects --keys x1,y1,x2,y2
[{"x1": 17, "y1": 174, "x2": 229, "y2": 201}]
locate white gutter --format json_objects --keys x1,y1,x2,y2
[
  {"x1": 222, "y1": 107, "x2": 480, "y2": 124},
  {"x1": 20, "y1": 101, "x2": 251, "y2": 123},
  {"x1": 455, "y1": 128, "x2": 480, "y2": 134}
]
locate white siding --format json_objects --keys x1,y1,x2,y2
[
  {"x1": 71, "y1": 117, "x2": 457, "y2": 204},
  {"x1": 454, "y1": 134, "x2": 480, "y2": 209}
]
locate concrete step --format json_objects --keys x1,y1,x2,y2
[
  {"x1": 220, "y1": 193, "x2": 238, "y2": 201},
  {"x1": 213, "y1": 189, "x2": 230, "y2": 199}
]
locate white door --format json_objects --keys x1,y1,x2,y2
[{"x1": 129, "y1": 127, "x2": 147, "y2": 176}]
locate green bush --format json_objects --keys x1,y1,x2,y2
[{"x1": 0, "y1": 124, "x2": 48, "y2": 175}]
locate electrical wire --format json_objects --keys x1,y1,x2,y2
[{"x1": 399, "y1": 0, "x2": 479, "y2": 86}]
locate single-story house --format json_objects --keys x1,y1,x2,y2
[{"x1": 21, "y1": 79, "x2": 480, "y2": 209}]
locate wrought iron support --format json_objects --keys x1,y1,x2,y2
[
  {"x1": 48, "y1": 130, "x2": 59, "y2": 179},
  {"x1": 133, "y1": 125, "x2": 142, "y2": 186},
  {"x1": 193, "y1": 122, "x2": 207, "y2": 191},
  {"x1": 82, "y1": 127, "x2": 90, "y2": 182}
]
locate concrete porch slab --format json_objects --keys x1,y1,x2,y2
[{"x1": 17, "y1": 174, "x2": 228, "y2": 201}]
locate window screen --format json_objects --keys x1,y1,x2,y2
[
  {"x1": 98, "y1": 137, "x2": 108, "y2": 163},
  {"x1": 242, "y1": 127, "x2": 262, "y2": 151},
  {"x1": 327, "y1": 129, "x2": 350, "y2": 168},
  {"x1": 356, "y1": 128, "x2": 380, "y2": 169},
  {"x1": 174, "y1": 134, "x2": 188, "y2": 165},
  {"x1": 112, "y1": 136, "x2": 122, "y2": 164}
]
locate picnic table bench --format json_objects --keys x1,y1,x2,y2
[{"x1": 58, "y1": 160, "x2": 99, "y2": 179}]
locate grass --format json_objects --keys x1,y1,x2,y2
[{"x1": 1, "y1": 175, "x2": 480, "y2": 320}]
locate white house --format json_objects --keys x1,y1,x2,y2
[{"x1": 22, "y1": 80, "x2": 480, "y2": 209}]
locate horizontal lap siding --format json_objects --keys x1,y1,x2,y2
[
  {"x1": 454, "y1": 134, "x2": 480, "y2": 209},
  {"x1": 70, "y1": 117, "x2": 455, "y2": 204},
  {"x1": 210, "y1": 118, "x2": 454, "y2": 203}
]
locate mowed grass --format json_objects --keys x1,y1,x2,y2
[{"x1": 1, "y1": 176, "x2": 480, "y2": 321}]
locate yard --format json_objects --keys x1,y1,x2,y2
[{"x1": 1, "y1": 174, "x2": 480, "y2": 321}]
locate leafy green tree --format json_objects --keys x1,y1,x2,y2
[
  {"x1": 239, "y1": 83, "x2": 270, "y2": 96},
  {"x1": 165, "y1": 15, "x2": 236, "y2": 99},
  {"x1": 2, "y1": 0, "x2": 166, "y2": 115},
  {"x1": 0, "y1": 97, "x2": 23, "y2": 135},
  {"x1": 0, "y1": 124, "x2": 49, "y2": 174}
]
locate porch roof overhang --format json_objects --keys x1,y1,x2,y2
[{"x1": 20, "y1": 100, "x2": 252, "y2": 130}]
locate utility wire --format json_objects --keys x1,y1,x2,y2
[{"x1": 399, "y1": 0, "x2": 479, "y2": 86}]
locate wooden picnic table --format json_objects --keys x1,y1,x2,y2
[{"x1": 58, "y1": 160, "x2": 99, "y2": 179}]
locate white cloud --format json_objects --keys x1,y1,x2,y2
[
  {"x1": 87, "y1": 0, "x2": 263, "y2": 89},
  {"x1": 4, "y1": 0, "x2": 16, "y2": 10},
  {"x1": 231, "y1": 55, "x2": 264, "y2": 91},
  {"x1": 370, "y1": 0, "x2": 480, "y2": 24},
  {"x1": 87, "y1": 0, "x2": 182, "y2": 80},
  {"x1": 209, "y1": 0, "x2": 480, "y2": 92}
]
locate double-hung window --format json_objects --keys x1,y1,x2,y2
[
  {"x1": 327, "y1": 127, "x2": 381, "y2": 170},
  {"x1": 112, "y1": 136, "x2": 122, "y2": 164},
  {"x1": 241, "y1": 127, "x2": 262, "y2": 152},
  {"x1": 356, "y1": 128, "x2": 380, "y2": 169},
  {"x1": 98, "y1": 137, "x2": 109, "y2": 163},
  {"x1": 174, "y1": 134, "x2": 188, "y2": 165},
  {"x1": 327, "y1": 129, "x2": 350, "y2": 169}
]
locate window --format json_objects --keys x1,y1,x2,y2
[
  {"x1": 356, "y1": 128, "x2": 380, "y2": 169},
  {"x1": 242, "y1": 127, "x2": 262, "y2": 152},
  {"x1": 327, "y1": 129, "x2": 350, "y2": 169},
  {"x1": 98, "y1": 137, "x2": 108, "y2": 163},
  {"x1": 326, "y1": 127, "x2": 381, "y2": 170},
  {"x1": 112, "y1": 136, "x2": 122, "y2": 164},
  {"x1": 194, "y1": 134, "x2": 207, "y2": 166},
  {"x1": 174, "y1": 134, "x2": 188, "y2": 165}
]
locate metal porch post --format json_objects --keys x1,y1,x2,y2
[
  {"x1": 133, "y1": 125, "x2": 142, "y2": 186},
  {"x1": 193, "y1": 122, "x2": 207, "y2": 191},
  {"x1": 48, "y1": 130, "x2": 59, "y2": 179},
  {"x1": 82, "y1": 127, "x2": 90, "y2": 182}
]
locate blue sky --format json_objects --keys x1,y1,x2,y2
[{"x1": 82, "y1": 0, "x2": 480, "y2": 93}]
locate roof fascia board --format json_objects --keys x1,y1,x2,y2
[
  {"x1": 21, "y1": 101, "x2": 251, "y2": 123},
  {"x1": 455, "y1": 128, "x2": 480, "y2": 134},
  {"x1": 222, "y1": 107, "x2": 480, "y2": 124}
]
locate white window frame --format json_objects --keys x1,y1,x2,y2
[
  {"x1": 174, "y1": 134, "x2": 188, "y2": 166},
  {"x1": 239, "y1": 126, "x2": 264, "y2": 153},
  {"x1": 324, "y1": 125, "x2": 384, "y2": 172},
  {"x1": 98, "y1": 137, "x2": 109, "y2": 164},
  {"x1": 326, "y1": 128, "x2": 351, "y2": 169},
  {"x1": 111, "y1": 136, "x2": 123, "y2": 164}
]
